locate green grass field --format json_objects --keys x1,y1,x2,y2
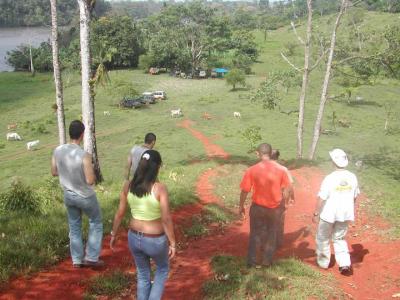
[{"x1": 0, "y1": 10, "x2": 399, "y2": 289}]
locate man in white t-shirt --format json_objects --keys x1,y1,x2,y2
[{"x1": 312, "y1": 148, "x2": 360, "y2": 275}]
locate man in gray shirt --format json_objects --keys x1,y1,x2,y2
[
  {"x1": 124, "y1": 132, "x2": 156, "y2": 182},
  {"x1": 51, "y1": 120, "x2": 103, "y2": 268}
]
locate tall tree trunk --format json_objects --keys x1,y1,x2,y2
[
  {"x1": 29, "y1": 44, "x2": 35, "y2": 76},
  {"x1": 50, "y1": 0, "x2": 66, "y2": 145},
  {"x1": 77, "y1": 0, "x2": 103, "y2": 182},
  {"x1": 308, "y1": 0, "x2": 348, "y2": 160},
  {"x1": 296, "y1": 0, "x2": 312, "y2": 159}
]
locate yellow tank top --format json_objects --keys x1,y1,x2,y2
[{"x1": 127, "y1": 185, "x2": 161, "y2": 221}]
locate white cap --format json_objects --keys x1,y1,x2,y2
[{"x1": 329, "y1": 148, "x2": 348, "y2": 168}]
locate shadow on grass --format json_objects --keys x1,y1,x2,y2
[
  {"x1": 358, "y1": 147, "x2": 400, "y2": 181},
  {"x1": 229, "y1": 87, "x2": 251, "y2": 92}
]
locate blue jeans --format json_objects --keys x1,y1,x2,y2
[
  {"x1": 64, "y1": 190, "x2": 103, "y2": 264},
  {"x1": 128, "y1": 230, "x2": 169, "y2": 300}
]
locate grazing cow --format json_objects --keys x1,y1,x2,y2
[
  {"x1": 26, "y1": 140, "x2": 40, "y2": 150},
  {"x1": 103, "y1": 111, "x2": 110, "y2": 116},
  {"x1": 7, "y1": 123, "x2": 17, "y2": 130},
  {"x1": 6, "y1": 132, "x2": 22, "y2": 141},
  {"x1": 202, "y1": 112, "x2": 211, "y2": 120},
  {"x1": 233, "y1": 111, "x2": 241, "y2": 118},
  {"x1": 170, "y1": 108, "x2": 182, "y2": 118}
]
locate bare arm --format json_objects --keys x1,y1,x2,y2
[
  {"x1": 110, "y1": 183, "x2": 129, "y2": 251},
  {"x1": 157, "y1": 183, "x2": 176, "y2": 259},
  {"x1": 51, "y1": 156, "x2": 58, "y2": 176},
  {"x1": 239, "y1": 190, "x2": 248, "y2": 217},
  {"x1": 83, "y1": 153, "x2": 96, "y2": 185}
]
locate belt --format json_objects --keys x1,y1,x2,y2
[{"x1": 130, "y1": 229, "x2": 165, "y2": 238}]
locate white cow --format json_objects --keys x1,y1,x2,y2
[
  {"x1": 103, "y1": 111, "x2": 110, "y2": 116},
  {"x1": 26, "y1": 140, "x2": 40, "y2": 150},
  {"x1": 233, "y1": 111, "x2": 241, "y2": 118},
  {"x1": 171, "y1": 108, "x2": 182, "y2": 118},
  {"x1": 6, "y1": 132, "x2": 22, "y2": 141}
]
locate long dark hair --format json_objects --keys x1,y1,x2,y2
[{"x1": 130, "y1": 150, "x2": 162, "y2": 197}]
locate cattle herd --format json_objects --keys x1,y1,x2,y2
[{"x1": 5, "y1": 123, "x2": 40, "y2": 151}]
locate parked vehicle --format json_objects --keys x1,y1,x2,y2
[
  {"x1": 152, "y1": 91, "x2": 167, "y2": 100},
  {"x1": 140, "y1": 94, "x2": 156, "y2": 104},
  {"x1": 199, "y1": 70, "x2": 207, "y2": 79},
  {"x1": 149, "y1": 67, "x2": 160, "y2": 75},
  {"x1": 119, "y1": 97, "x2": 143, "y2": 109}
]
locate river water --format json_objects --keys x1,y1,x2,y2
[{"x1": 0, "y1": 27, "x2": 51, "y2": 72}]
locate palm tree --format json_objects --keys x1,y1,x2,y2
[
  {"x1": 50, "y1": 0, "x2": 66, "y2": 145},
  {"x1": 77, "y1": 0, "x2": 103, "y2": 182}
]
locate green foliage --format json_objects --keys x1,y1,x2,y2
[
  {"x1": 232, "y1": 8, "x2": 258, "y2": 30},
  {"x1": 0, "y1": 143, "x2": 5, "y2": 149},
  {"x1": 91, "y1": 16, "x2": 143, "y2": 69},
  {"x1": 184, "y1": 204, "x2": 236, "y2": 238},
  {"x1": 31, "y1": 123, "x2": 48, "y2": 134},
  {"x1": 203, "y1": 256, "x2": 342, "y2": 299},
  {"x1": 6, "y1": 42, "x2": 52, "y2": 72},
  {"x1": 0, "y1": 179, "x2": 42, "y2": 214},
  {"x1": 85, "y1": 270, "x2": 134, "y2": 297},
  {"x1": 251, "y1": 78, "x2": 280, "y2": 110},
  {"x1": 0, "y1": 0, "x2": 110, "y2": 27},
  {"x1": 231, "y1": 30, "x2": 259, "y2": 62},
  {"x1": 283, "y1": 41, "x2": 298, "y2": 57},
  {"x1": 225, "y1": 68, "x2": 246, "y2": 90},
  {"x1": 106, "y1": 79, "x2": 138, "y2": 101},
  {"x1": 240, "y1": 126, "x2": 261, "y2": 153},
  {"x1": 138, "y1": 54, "x2": 156, "y2": 71}
]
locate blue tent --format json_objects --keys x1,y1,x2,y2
[
  {"x1": 211, "y1": 68, "x2": 229, "y2": 78},
  {"x1": 212, "y1": 68, "x2": 229, "y2": 74}
]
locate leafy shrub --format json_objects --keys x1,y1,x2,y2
[
  {"x1": 240, "y1": 126, "x2": 261, "y2": 152},
  {"x1": 0, "y1": 179, "x2": 42, "y2": 213},
  {"x1": 225, "y1": 68, "x2": 246, "y2": 90},
  {"x1": 0, "y1": 178, "x2": 62, "y2": 215},
  {"x1": 0, "y1": 143, "x2": 5, "y2": 149},
  {"x1": 46, "y1": 118, "x2": 55, "y2": 125},
  {"x1": 21, "y1": 120, "x2": 31, "y2": 129},
  {"x1": 31, "y1": 123, "x2": 48, "y2": 134}
]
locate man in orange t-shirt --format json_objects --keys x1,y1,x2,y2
[{"x1": 239, "y1": 143, "x2": 290, "y2": 267}]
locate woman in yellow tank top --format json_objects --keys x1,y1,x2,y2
[{"x1": 110, "y1": 150, "x2": 176, "y2": 300}]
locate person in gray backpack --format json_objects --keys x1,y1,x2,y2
[
  {"x1": 124, "y1": 132, "x2": 156, "y2": 183},
  {"x1": 51, "y1": 120, "x2": 104, "y2": 268}
]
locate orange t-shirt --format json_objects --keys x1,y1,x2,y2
[{"x1": 240, "y1": 160, "x2": 290, "y2": 208}]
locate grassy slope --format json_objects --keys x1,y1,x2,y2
[{"x1": 0, "y1": 10, "x2": 399, "y2": 284}]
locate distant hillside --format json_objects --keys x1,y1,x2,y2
[{"x1": 0, "y1": 0, "x2": 110, "y2": 27}]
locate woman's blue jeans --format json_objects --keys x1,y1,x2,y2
[
  {"x1": 64, "y1": 190, "x2": 103, "y2": 264},
  {"x1": 128, "y1": 230, "x2": 169, "y2": 300}
]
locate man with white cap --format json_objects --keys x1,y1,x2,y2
[{"x1": 312, "y1": 148, "x2": 360, "y2": 275}]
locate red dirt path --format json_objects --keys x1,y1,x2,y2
[{"x1": 1, "y1": 119, "x2": 399, "y2": 300}]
